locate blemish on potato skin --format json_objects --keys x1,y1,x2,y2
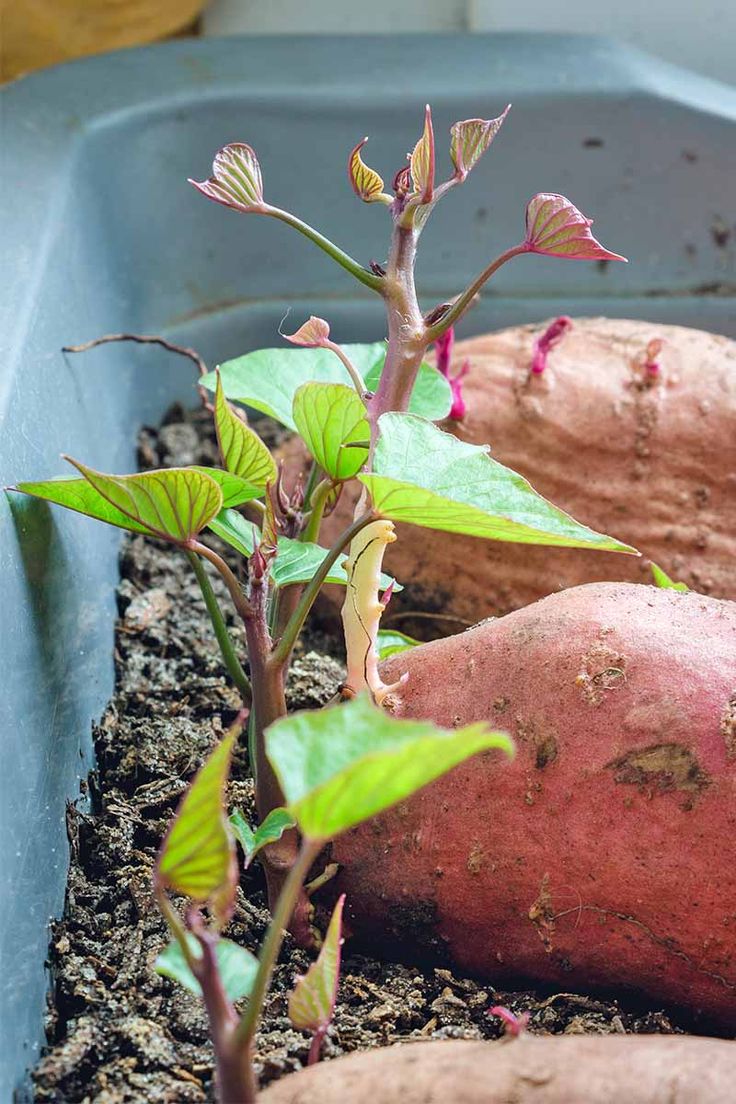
[
  {"x1": 576, "y1": 640, "x2": 628, "y2": 706},
  {"x1": 721, "y1": 692, "x2": 736, "y2": 760},
  {"x1": 515, "y1": 716, "x2": 559, "y2": 769},
  {"x1": 605, "y1": 742, "x2": 711, "y2": 798},
  {"x1": 467, "y1": 841, "x2": 484, "y2": 875}
]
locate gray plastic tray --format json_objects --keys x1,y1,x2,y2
[{"x1": 1, "y1": 32, "x2": 734, "y2": 1099}]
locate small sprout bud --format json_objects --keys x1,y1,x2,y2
[
  {"x1": 530, "y1": 316, "x2": 573, "y2": 375},
  {"x1": 380, "y1": 579, "x2": 395, "y2": 608},
  {"x1": 348, "y1": 138, "x2": 392, "y2": 205},
  {"x1": 487, "y1": 1005, "x2": 530, "y2": 1037},
  {"x1": 284, "y1": 316, "x2": 331, "y2": 347},
  {"x1": 524, "y1": 193, "x2": 627, "y2": 262},
  {"x1": 450, "y1": 105, "x2": 511, "y2": 181},
  {"x1": 644, "y1": 337, "x2": 664, "y2": 378},
  {"x1": 392, "y1": 165, "x2": 412, "y2": 200},
  {"x1": 189, "y1": 142, "x2": 265, "y2": 212}
]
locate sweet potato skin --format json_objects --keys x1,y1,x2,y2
[
  {"x1": 329, "y1": 584, "x2": 736, "y2": 1025},
  {"x1": 259, "y1": 1037, "x2": 736, "y2": 1104},
  {"x1": 284, "y1": 318, "x2": 736, "y2": 627}
]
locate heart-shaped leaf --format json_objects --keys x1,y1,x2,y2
[
  {"x1": 156, "y1": 726, "x2": 238, "y2": 921},
  {"x1": 450, "y1": 106, "x2": 510, "y2": 180},
  {"x1": 13, "y1": 476, "x2": 152, "y2": 534},
  {"x1": 155, "y1": 936, "x2": 258, "y2": 1002},
  {"x1": 376, "y1": 629, "x2": 421, "y2": 660},
  {"x1": 348, "y1": 138, "x2": 390, "y2": 204},
  {"x1": 284, "y1": 316, "x2": 331, "y2": 347},
  {"x1": 266, "y1": 694, "x2": 513, "y2": 842},
  {"x1": 230, "y1": 807, "x2": 296, "y2": 868},
  {"x1": 191, "y1": 466, "x2": 264, "y2": 508},
  {"x1": 203, "y1": 344, "x2": 451, "y2": 428},
  {"x1": 524, "y1": 193, "x2": 627, "y2": 262},
  {"x1": 292, "y1": 383, "x2": 369, "y2": 480},
  {"x1": 359, "y1": 414, "x2": 637, "y2": 553},
  {"x1": 189, "y1": 142, "x2": 265, "y2": 212},
  {"x1": 214, "y1": 374, "x2": 277, "y2": 488},
  {"x1": 207, "y1": 509, "x2": 400, "y2": 591},
  {"x1": 289, "y1": 895, "x2": 345, "y2": 1034}
]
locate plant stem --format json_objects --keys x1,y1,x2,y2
[
  {"x1": 187, "y1": 539, "x2": 254, "y2": 624},
  {"x1": 301, "y1": 479, "x2": 333, "y2": 544},
  {"x1": 187, "y1": 551, "x2": 252, "y2": 706},
  {"x1": 323, "y1": 339, "x2": 367, "y2": 397},
  {"x1": 233, "y1": 838, "x2": 321, "y2": 1052},
  {"x1": 270, "y1": 509, "x2": 377, "y2": 669},
  {"x1": 425, "y1": 244, "x2": 528, "y2": 342},
  {"x1": 307, "y1": 1029, "x2": 326, "y2": 1066},
  {"x1": 265, "y1": 206, "x2": 383, "y2": 292}
]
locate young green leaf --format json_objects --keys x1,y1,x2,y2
[
  {"x1": 230, "y1": 807, "x2": 296, "y2": 868},
  {"x1": 288, "y1": 895, "x2": 345, "y2": 1039},
  {"x1": 207, "y1": 509, "x2": 400, "y2": 591},
  {"x1": 189, "y1": 142, "x2": 265, "y2": 212},
  {"x1": 203, "y1": 344, "x2": 451, "y2": 428},
  {"x1": 18, "y1": 462, "x2": 223, "y2": 543},
  {"x1": 410, "y1": 105, "x2": 435, "y2": 204},
  {"x1": 292, "y1": 382, "x2": 369, "y2": 480},
  {"x1": 191, "y1": 466, "x2": 264, "y2": 508},
  {"x1": 155, "y1": 935, "x2": 258, "y2": 1002},
  {"x1": 524, "y1": 193, "x2": 627, "y2": 262},
  {"x1": 450, "y1": 106, "x2": 510, "y2": 180},
  {"x1": 376, "y1": 629, "x2": 421, "y2": 660},
  {"x1": 214, "y1": 374, "x2": 277, "y2": 487},
  {"x1": 650, "y1": 561, "x2": 689, "y2": 592},
  {"x1": 156, "y1": 726, "x2": 238, "y2": 921},
  {"x1": 359, "y1": 414, "x2": 637, "y2": 553},
  {"x1": 348, "y1": 138, "x2": 391, "y2": 204},
  {"x1": 266, "y1": 694, "x2": 513, "y2": 842}
]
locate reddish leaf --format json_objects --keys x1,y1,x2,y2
[
  {"x1": 524, "y1": 193, "x2": 627, "y2": 262},
  {"x1": 450, "y1": 105, "x2": 511, "y2": 180},
  {"x1": 410, "y1": 104, "x2": 435, "y2": 204},
  {"x1": 284, "y1": 316, "x2": 331, "y2": 347}
]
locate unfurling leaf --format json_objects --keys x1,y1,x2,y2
[
  {"x1": 292, "y1": 383, "x2": 369, "y2": 480},
  {"x1": 189, "y1": 142, "x2": 265, "y2": 212},
  {"x1": 207, "y1": 508, "x2": 400, "y2": 591},
  {"x1": 230, "y1": 807, "x2": 296, "y2": 867},
  {"x1": 155, "y1": 936, "x2": 258, "y2": 1001},
  {"x1": 18, "y1": 461, "x2": 223, "y2": 543},
  {"x1": 360, "y1": 414, "x2": 637, "y2": 554},
  {"x1": 450, "y1": 105, "x2": 510, "y2": 180},
  {"x1": 266, "y1": 694, "x2": 513, "y2": 842},
  {"x1": 410, "y1": 105, "x2": 435, "y2": 204},
  {"x1": 284, "y1": 316, "x2": 331, "y2": 347},
  {"x1": 289, "y1": 895, "x2": 345, "y2": 1040},
  {"x1": 524, "y1": 193, "x2": 627, "y2": 262},
  {"x1": 376, "y1": 629, "x2": 421, "y2": 660},
  {"x1": 348, "y1": 138, "x2": 390, "y2": 204},
  {"x1": 650, "y1": 562, "x2": 689, "y2": 592},
  {"x1": 214, "y1": 373, "x2": 277, "y2": 488},
  {"x1": 156, "y1": 722, "x2": 239, "y2": 923}
]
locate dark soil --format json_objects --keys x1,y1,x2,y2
[{"x1": 33, "y1": 406, "x2": 689, "y2": 1103}]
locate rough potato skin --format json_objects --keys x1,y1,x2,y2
[
  {"x1": 259, "y1": 1037, "x2": 736, "y2": 1104},
  {"x1": 283, "y1": 318, "x2": 736, "y2": 627},
  {"x1": 329, "y1": 584, "x2": 736, "y2": 1026}
]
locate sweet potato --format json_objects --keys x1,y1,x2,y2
[
  {"x1": 259, "y1": 1037, "x2": 736, "y2": 1104},
  {"x1": 328, "y1": 583, "x2": 736, "y2": 1026},
  {"x1": 283, "y1": 318, "x2": 736, "y2": 628}
]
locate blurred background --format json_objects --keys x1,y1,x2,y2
[{"x1": 3, "y1": 0, "x2": 735, "y2": 85}]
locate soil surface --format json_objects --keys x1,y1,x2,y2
[{"x1": 33, "y1": 406, "x2": 692, "y2": 1103}]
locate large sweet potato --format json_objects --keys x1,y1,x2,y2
[
  {"x1": 328, "y1": 583, "x2": 736, "y2": 1026},
  {"x1": 285, "y1": 318, "x2": 736, "y2": 628},
  {"x1": 260, "y1": 1037, "x2": 736, "y2": 1104}
]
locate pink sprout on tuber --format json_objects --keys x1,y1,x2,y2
[
  {"x1": 487, "y1": 1005, "x2": 530, "y2": 1037},
  {"x1": 530, "y1": 316, "x2": 573, "y2": 375},
  {"x1": 435, "y1": 326, "x2": 471, "y2": 420}
]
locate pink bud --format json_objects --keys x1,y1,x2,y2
[
  {"x1": 434, "y1": 327, "x2": 455, "y2": 379},
  {"x1": 448, "y1": 360, "x2": 470, "y2": 420},
  {"x1": 380, "y1": 580, "x2": 395, "y2": 608},
  {"x1": 284, "y1": 316, "x2": 330, "y2": 348},
  {"x1": 524, "y1": 193, "x2": 627, "y2": 262},
  {"x1": 644, "y1": 338, "x2": 664, "y2": 378},
  {"x1": 530, "y1": 316, "x2": 573, "y2": 375},
  {"x1": 487, "y1": 1006, "x2": 530, "y2": 1037}
]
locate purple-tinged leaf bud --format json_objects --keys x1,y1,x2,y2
[
  {"x1": 434, "y1": 327, "x2": 455, "y2": 379},
  {"x1": 380, "y1": 579, "x2": 395, "y2": 609},
  {"x1": 249, "y1": 543, "x2": 269, "y2": 583},
  {"x1": 392, "y1": 165, "x2": 412, "y2": 200},
  {"x1": 348, "y1": 138, "x2": 391, "y2": 204},
  {"x1": 524, "y1": 193, "x2": 627, "y2": 262},
  {"x1": 410, "y1": 104, "x2": 436, "y2": 204},
  {"x1": 487, "y1": 1005, "x2": 530, "y2": 1037},
  {"x1": 284, "y1": 316, "x2": 331, "y2": 348},
  {"x1": 450, "y1": 105, "x2": 511, "y2": 181},
  {"x1": 530, "y1": 316, "x2": 573, "y2": 375},
  {"x1": 189, "y1": 143, "x2": 265, "y2": 213}
]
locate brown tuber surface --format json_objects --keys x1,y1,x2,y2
[
  {"x1": 259, "y1": 1036, "x2": 736, "y2": 1104},
  {"x1": 328, "y1": 583, "x2": 736, "y2": 1026},
  {"x1": 285, "y1": 318, "x2": 736, "y2": 629}
]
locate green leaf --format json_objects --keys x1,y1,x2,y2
[
  {"x1": 230, "y1": 807, "x2": 296, "y2": 867},
  {"x1": 292, "y1": 382, "x2": 369, "y2": 480},
  {"x1": 376, "y1": 629, "x2": 421, "y2": 660},
  {"x1": 208, "y1": 509, "x2": 400, "y2": 590},
  {"x1": 156, "y1": 727, "x2": 237, "y2": 919},
  {"x1": 360, "y1": 414, "x2": 637, "y2": 553},
  {"x1": 449, "y1": 107, "x2": 510, "y2": 180},
  {"x1": 155, "y1": 935, "x2": 258, "y2": 1002},
  {"x1": 204, "y1": 344, "x2": 451, "y2": 428},
  {"x1": 266, "y1": 694, "x2": 513, "y2": 842},
  {"x1": 289, "y1": 895, "x2": 345, "y2": 1033},
  {"x1": 214, "y1": 373, "x2": 277, "y2": 487},
  {"x1": 650, "y1": 562, "x2": 689, "y2": 592},
  {"x1": 17, "y1": 463, "x2": 223, "y2": 543},
  {"x1": 191, "y1": 466, "x2": 264, "y2": 508}
]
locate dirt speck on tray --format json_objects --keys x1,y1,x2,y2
[{"x1": 33, "y1": 406, "x2": 685, "y2": 1103}]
